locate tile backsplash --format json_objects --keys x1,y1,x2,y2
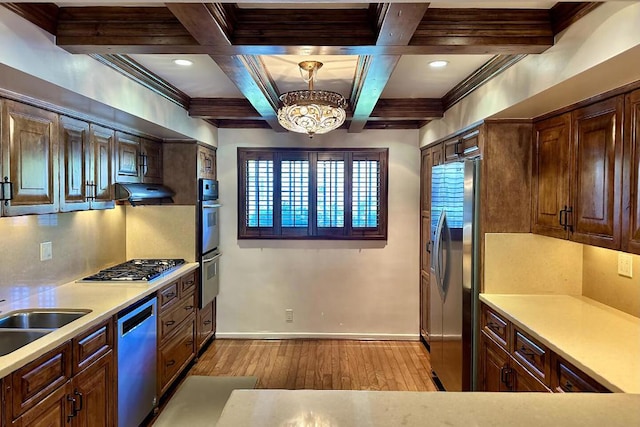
[{"x1": 0, "y1": 208, "x2": 126, "y2": 298}]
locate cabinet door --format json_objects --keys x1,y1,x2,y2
[
  {"x1": 623, "y1": 88, "x2": 640, "y2": 254},
  {"x1": 478, "y1": 332, "x2": 511, "y2": 392},
  {"x1": 443, "y1": 137, "x2": 460, "y2": 162},
  {"x1": 115, "y1": 132, "x2": 141, "y2": 183},
  {"x1": 420, "y1": 148, "x2": 432, "y2": 213},
  {"x1": 196, "y1": 300, "x2": 214, "y2": 350},
  {"x1": 531, "y1": 114, "x2": 571, "y2": 239},
  {"x1": 158, "y1": 317, "x2": 195, "y2": 395},
  {"x1": 71, "y1": 351, "x2": 114, "y2": 427},
  {"x1": 570, "y1": 96, "x2": 623, "y2": 249},
  {"x1": 1, "y1": 100, "x2": 59, "y2": 216},
  {"x1": 420, "y1": 215, "x2": 430, "y2": 273},
  {"x1": 141, "y1": 138, "x2": 163, "y2": 184},
  {"x1": 197, "y1": 145, "x2": 216, "y2": 180},
  {"x1": 419, "y1": 273, "x2": 429, "y2": 342},
  {"x1": 12, "y1": 382, "x2": 71, "y2": 427},
  {"x1": 89, "y1": 125, "x2": 115, "y2": 210},
  {"x1": 431, "y1": 143, "x2": 443, "y2": 167},
  {"x1": 59, "y1": 117, "x2": 90, "y2": 212},
  {"x1": 511, "y1": 358, "x2": 551, "y2": 392}
]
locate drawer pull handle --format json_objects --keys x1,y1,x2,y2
[
  {"x1": 185, "y1": 280, "x2": 194, "y2": 286},
  {"x1": 67, "y1": 395, "x2": 77, "y2": 422},
  {"x1": 500, "y1": 366, "x2": 513, "y2": 389},
  {"x1": 165, "y1": 320, "x2": 176, "y2": 326},
  {"x1": 564, "y1": 381, "x2": 574, "y2": 391},
  {"x1": 203, "y1": 320, "x2": 212, "y2": 325},
  {"x1": 166, "y1": 360, "x2": 176, "y2": 367},
  {"x1": 165, "y1": 292, "x2": 176, "y2": 298},
  {"x1": 185, "y1": 305, "x2": 194, "y2": 310},
  {"x1": 487, "y1": 322, "x2": 500, "y2": 333},
  {"x1": 74, "y1": 390, "x2": 84, "y2": 412},
  {"x1": 519, "y1": 346, "x2": 537, "y2": 363},
  {"x1": 186, "y1": 340, "x2": 194, "y2": 346}
]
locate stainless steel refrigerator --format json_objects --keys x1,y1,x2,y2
[{"x1": 429, "y1": 158, "x2": 480, "y2": 391}]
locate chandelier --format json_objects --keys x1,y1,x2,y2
[{"x1": 277, "y1": 61, "x2": 348, "y2": 138}]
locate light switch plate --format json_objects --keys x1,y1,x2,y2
[
  {"x1": 618, "y1": 253, "x2": 633, "y2": 278},
  {"x1": 40, "y1": 242, "x2": 52, "y2": 261}
]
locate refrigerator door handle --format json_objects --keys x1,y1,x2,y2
[
  {"x1": 440, "y1": 213, "x2": 452, "y2": 302},
  {"x1": 433, "y1": 209, "x2": 448, "y2": 301}
]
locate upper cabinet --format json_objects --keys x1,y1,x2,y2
[
  {"x1": 115, "y1": 132, "x2": 141, "y2": 183},
  {"x1": 623, "y1": 88, "x2": 640, "y2": 255},
  {"x1": 197, "y1": 145, "x2": 216, "y2": 180},
  {"x1": 1, "y1": 100, "x2": 59, "y2": 216},
  {"x1": 443, "y1": 129, "x2": 480, "y2": 163},
  {"x1": 59, "y1": 119, "x2": 114, "y2": 212},
  {"x1": 115, "y1": 132, "x2": 163, "y2": 184},
  {"x1": 532, "y1": 96, "x2": 624, "y2": 250}
]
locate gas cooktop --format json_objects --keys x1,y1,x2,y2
[{"x1": 80, "y1": 259, "x2": 185, "y2": 282}]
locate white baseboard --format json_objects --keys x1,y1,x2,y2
[{"x1": 215, "y1": 332, "x2": 420, "y2": 341}]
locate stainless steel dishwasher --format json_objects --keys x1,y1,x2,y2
[{"x1": 117, "y1": 295, "x2": 158, "y2": 427}]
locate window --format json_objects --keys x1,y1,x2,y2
[{"x1": 238, "y1": 148, "x2": 388, "y2": 239}]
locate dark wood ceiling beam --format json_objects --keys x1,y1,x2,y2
[
  {"x1": 211, "y1": 55, "x2": 283, "y2": 131},
  {"x1": 349, "y1": 3, "x2": 429, "y2": 133},
  {"x1": 190, "y1": 98, "x2": 261, "y2": 120},
  {"x1": 51, "y1": 5, "x2": 555, "y2": 55},
  {"x1": 550, "y1": 2, "x2": 602, "y2": 35},
  {"x1": 164, "y1": 4, "x2": 282, "y2": 131},
  {"x1": 411, "y1": 8, "x2": 554, "y2": 54},
  {"x1": 370, "y1": 98, "x2": 443, "y2": 120},
  {"x1": 2, "y1": 3, "x2": 59, "y2": 35}
]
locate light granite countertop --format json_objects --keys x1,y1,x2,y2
[
  {"x1": 479, "y1": 294, "x2": 640, "y2": 393},
  {"x1": 216, "y1": 390, "x2": 640, "y2": 427},
  {"x1": 0, "y1": 262, "x2": 199, "y2": 378}
]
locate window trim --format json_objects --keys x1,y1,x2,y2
[{"x1": 238, "y1": 147, "x2": 388, "y2": 240}]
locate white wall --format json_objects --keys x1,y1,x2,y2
[
  {"x1": 216, "y1": 128, "x2": 420, "y2": 339},
  {"x1": 420, "y1": 2, "x2": 640, "y2": 146}
]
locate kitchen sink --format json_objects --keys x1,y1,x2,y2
[
  {"x1": 0, "y1": 330, "x2": 52, "y2": 356},
  {"x1": 0, "y1": 309, "x2": 91, "y2": 329}
]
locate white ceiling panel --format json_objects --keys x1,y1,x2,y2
[
  {"x1": 383, "y1": 54, "x2": 494, "y2": 98},
  {"x1": 127, "y1": 54, "x2": 244, "y2": 98}
]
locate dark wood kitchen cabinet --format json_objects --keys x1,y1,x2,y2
[
  {"x1": 59, "y1": 119, "x2": 114, "y2": 212},
  {"x1": 157, "y1": 270, "x2": 197, "y2": 396},
  {"x1": 478, "y1": 303, "x2": 609, "y2": 393},
  {"x1": 532, "y1": 96, "x2": 624, "y2": 250},
  {"x1": 4, "y1": 319, "x2": 115, "y2": 426},
  {"x1": 197, "y1": 298, "x2": 216, "y2": 351},
  {"x1": 623, "y1": 88, "x2": 640, "y2": 254},
  {"x1": 140, "y1": 138, "x2": 163, "y2": 184},
  {"x1": 1, "y1": 100, "x2": 59, "y2": 216},
  {"x1": 114, "y1": 131, "x2": 141, "y2": 183},
  {"x1": 163, "y1": 142, "x2": 217, "y2": 204}
]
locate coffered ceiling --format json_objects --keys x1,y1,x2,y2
[{"x1": 3, "y1": 2, "x2": 600, "y2": 132}]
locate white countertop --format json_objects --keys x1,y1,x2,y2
[
  {"x1": 479, "y1": 294, "x2": 640, "y2": 393},
  {"x1": 216, "y1": 389, "x2": 640, "y2": 427},
  {"x1": 0, "y1": 262, "x2": 199, "y2": 378}
]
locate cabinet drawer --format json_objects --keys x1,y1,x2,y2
[
  {"x1": 159, "y1": 280, "x2": 179, "y2": 311},
  {"x1": 180, "y1": 271, "x2": 197, "y2": 296},
  {"x1": 159, "y1": 294, "x2": 196, "y2": 341},
  {"x1": 8, "y1": 341, "x2": 72, "y2": 419},
  {"x1": 481, "y1": 305, "x2": 510, "y2": 349},
  {"x1": 552, "y1": 355, "x2": 609, "y2": 393},
  {"x1": 73, "y1": 318, "x2": 113, "y2": 374},
  {"x1": 159, "y1": 317, "x2": 195, "y2": 394},
  {"x1": 513, "y1": 328, "x2": 548, "y2": 382}
]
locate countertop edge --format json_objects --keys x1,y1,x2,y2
[
  {"x1": 0, "y1": 262, "x2": 199, "y2": 378},
  {"x1": 478, "y1": 294, "x2": 636, "y2": 393}
]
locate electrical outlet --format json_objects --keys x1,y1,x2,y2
[
  {"x1": 285, "y1": 309, "x2": 294, "y2": 323},
  {"x1": 618, "y1": 253, "x2": 633, "y2": 278},
  {"x1": 40, "y1": 242, "x2": 52, "y2": 261}
]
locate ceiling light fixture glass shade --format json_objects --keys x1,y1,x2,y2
[{"x1": 277, "y1": 61, "x2": 348, "y2": 138}]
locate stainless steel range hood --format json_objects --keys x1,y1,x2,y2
[{"x1": 114, "y1": 183, "x2": 175, "y2": 206}]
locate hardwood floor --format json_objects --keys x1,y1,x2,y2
[{"x1": 188, "y1": 339, "x2": 438, "y2": 392}]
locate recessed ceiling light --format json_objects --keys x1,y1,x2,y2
[
  {"x1": 429, "y1": 60, "x2": 449, "y2": 68},
  {"x1": 173, "y1": 59, "x2": 193, "y2": 67}
]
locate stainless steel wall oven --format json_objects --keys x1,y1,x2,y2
[{"x1": 198, "y1": 179, "x2": 221, "y2": 309}]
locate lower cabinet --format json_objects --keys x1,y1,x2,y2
[
  {"x1": 157, "y1": 270, "x2": 198, "y2": 397},
  {"x1": 4, "y1": 319, "x2": 115, "y2": 426},
  {"x1": 478, "y1": 303, "x2": 608, "y2": 393},
  {"x1": 196, "y1": 298, "x2": 216, "y2": 351}
]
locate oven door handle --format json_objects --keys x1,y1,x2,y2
[
  {"x1": 201, "y1": 202, "x2": 222, "y2": 208},
  {"x1": 202, "y1": 253, "x2": 222, "y2": 263}
]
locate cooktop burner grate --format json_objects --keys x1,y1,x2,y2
[{"x1": 82, "y1": 259, "x2": 185, "y2": 282}]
